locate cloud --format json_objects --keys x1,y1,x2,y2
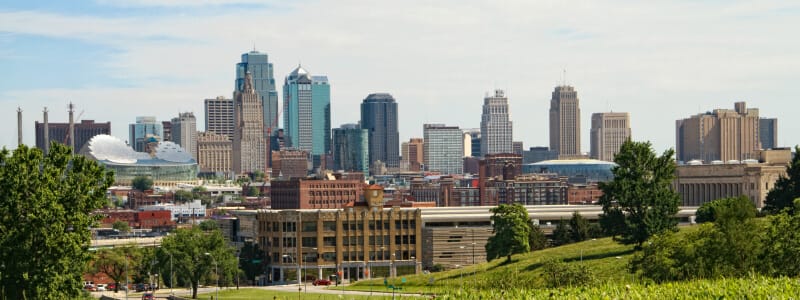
[
  {"x1": 1, "y1": 0, "x2": 800, "y2": 152},
  {"x1": 94, "y1": 0, "x2": 280, "y2": 8}
]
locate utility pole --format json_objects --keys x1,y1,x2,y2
[{"x1": 16, "y1": 107, "x2": 22, "y2": 146}]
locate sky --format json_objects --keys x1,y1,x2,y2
[{"x1": 1, "y1": 0, "x2": 799, "y2": 153}]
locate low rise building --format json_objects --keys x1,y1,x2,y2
[{"x1": 270, "y1": 177, "x2": 364, "y2": 209}]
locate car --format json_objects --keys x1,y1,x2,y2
[
  {"x1": 312, "y1": 279, "x2": 332, "y2": 286},
  {"x1": 83, "y1": 284, "x2": 96, "y2": 292},
  {"x1": 96, "y1": 284, "x2": 107, "y2": 291},
  {"x1": 141, "y1": 293, "x2": 154, "y2": 300}
]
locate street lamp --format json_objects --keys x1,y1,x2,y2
[
  {"x1": 204, "y1": 252, "x2": 218, "y2": 300},
  {"x1": 580, "y1": 238, "x2": 597, "y2": 263}
]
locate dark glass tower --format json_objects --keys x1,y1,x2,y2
[
  {"x1": 360, "y1": 93, "x2": 400, "y2": 168},
  {"x1": 236, "y1": 50, "x2": 279, "y2": 135}
]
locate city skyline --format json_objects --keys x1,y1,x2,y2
[{"x1": 2, "y1": 1, "x2": 799, "y2": 153}]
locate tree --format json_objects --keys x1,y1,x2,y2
[
  {"x1": 0, "y1": 143, "x2": 114, "y2": 299},
  {"x1": 247, "y1": 186, "x2": 260, "y2": 197},
  {"x1": 696, "y1": 196, "x2": 757, "y2": 223},
  {"x1": 763, "y1": 145, "x2": 800, "y2": 215},
  {"x1": 132, "y1": 175, "x2": 154, "y2": 191},
  {"x1": 528, "y1": 222, "x2": 548, "y2": 251},
  {"x1": 112, "y1": 220, "x2": 131, "y2": 233},
  {"x1": 199, "y1": 220, "x2": 218, "y2": 231},
  {"x1": 552, "y1": 219, "x2": 572, "y2": 246},
  {"x1": 174, "y1": 190, "x2": 194, "y2": 202},
  {"x1": 238, "y1": 241, "x2": 267, "y2": 284},
  {"x1": 599, "y1": 140, "x2": 680, "y2": 248},
  {"x1": 569, "y1": 211, "x2": 590, "y2": 243},
  {"x1": 159, "y1": 227, "x2": 238, "y2": 299},
  {"x1": 93, "y1": 246, "x2": 140, "y2": 293},
  {"x1": 485, "y1": 204, "x2": 531, "y2": 263}
]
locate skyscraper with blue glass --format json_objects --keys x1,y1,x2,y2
[
  {"x1": 283, "y1": 65, "x2": 331, "y2": 162},
  {"x1": 129, "y1": 116, "x2": 163, "y2": 152},
  {"x1": 235, "y1": 50, "x2": 279, "y2": 135}
]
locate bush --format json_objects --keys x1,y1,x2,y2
[{"x1": 541, "y1": 258, "x2": 595, "y2": 288}]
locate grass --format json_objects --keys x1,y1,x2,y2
[{"x1": 196, "y1": 288, "x2": 426, "y2": 299}]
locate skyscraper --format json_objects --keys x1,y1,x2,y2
[
  {"x1": 760, "y1": 118, "x2": 778, "y2": 150},
  {"x1": 590, "y1": 112, "x2": 631, "y2": 161},
  {"x1": 401, "y1": 138, "x2": 424, "y2": 171},
  {"x1": 360, "y1": 93, "x2": 400, "y2": 168},
  {"x1": 129, "y1": 116, "x2": 163, "y2": 152},
  {"x1": 205, "y1": 96, "x2": 234, "y2": 139},
  {"x1": 283, "y1": 65, "x2": 331, "y2": 162},
  {"x1": 480, "y1": 89, "x2": 514, "y2": 156},
  {"x1": 171, "y1": 112, "x2": 197, "y2": 159},
  {"x1": 197, "y1": 131, "x2": 232, "y2": 174},
  {"x1": 332, "y1": 123, "x2": 369, "y2": 175},
  {"x1": 233, "y1": 72, "x2": 268, "y2": 174},
  {"x1": 423, "y1": 124, "x2": 463, "y2": 175},
  {"x1": 676, "y1": 102, "x2": 762, "y2": 162},
  {"x1": 35, "y1": 120, "x2": 110, "y2": 152},
  {"x1": 549, "y1": 85, "x2": 581, "y2": 157},
  {"x1": 235, "y1": 50, "x2": 279, "y2": 135}
]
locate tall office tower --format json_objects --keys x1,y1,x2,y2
[
  {"x1": 35, "y1": 120, "x2": 111, "y2": 152},
  {"x1": 549, "y1": 85, "x2": 581, "y2": 157},
  {"x1": 480, "y1": 89, "x2": 514, "y2": 156},
  {"x1": 401, "y1": 138, "x2": 424, "y2": 171},
  {"x1": 513, "y1": 141, "x2": 524, "y2": 156},
  {"x1": 676, "y1": 102, "x2": 763, "y2": 162},
  {"x1": 590, "y1": 112, "x2": 631, "y2": 162},
  {"x1": 233, "y1": 72, "x2": 268, "y2": 174},
  {"x1": 197, "y1": 131, "x2": 232, "y2": 174},
  {"x1": 760, "y1": 118, "x2": 778, "y2": 149},
  {"x1": 161, "y1": 121, "x2": 172, "y2": 142},
  {"x1": 332, "y1": 123, "x2": 369, "y2": 175},
  {"x1": 423, "y1": 124, "x2": 464, "y2": 175},
  {"x1": 129, "y1": 116, "x2": 163, "y2": 152},
  {"x1": 235, "y1": 50, "x2": 279, "y2": 135},
  {"x1": 461, "y1": 129, "x2": 480, "y2": 157},
  {"x1": 171, "y1": 112, "x2": 197, "y2": 159},
  {"x1": 205, "y1": 96, "x2": 235, "y2": 139},
  {"x1": 360, "y1": 93, "x2": 400, "y2": 168},
  {"x1": 283, "y1": 65, "x2": 331, "y2": 163}
]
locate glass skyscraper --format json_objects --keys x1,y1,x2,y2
[
  {"x1": 332, "y1": 123, "x2": 369, "y2": 175},
  {"x1": 360, "y1": 93, "x2": 400, "y2": 168},
  {"x1": 283, "y1": 65, "x2": 331, "y2": 159},
  {"x1": 129, "y1": 116, "x2": 163, "y2": 152},
  {"x1": 236, "y1": 50, "x2": 279, "y2": 135},
  {"x1": 423, "y1": 124, "x2": 464, "y2": 175}
]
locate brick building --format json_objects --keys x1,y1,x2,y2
[{"x1": 270, "y1": 177, "x2": 364, "y2": 209}]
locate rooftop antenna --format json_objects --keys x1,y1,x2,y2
[
  {"x1": 562, "y1": 68, "x2": 567, "y2": 86},
  {"x1": 253, "y1": 43, "x2": 256, "y2": 52},
  {"x1": 16, "y1": 107, "x2": 22, "y2": 147},
  {"x1": 43, "y1": 107, "x2": 49, "y2": 154}
]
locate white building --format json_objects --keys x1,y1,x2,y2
[{"x1": 139, "y1": 199, "x2": 206, "y2": 221}]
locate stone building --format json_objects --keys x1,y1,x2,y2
[
  {"x1": 197, "y1": 131, "x2": 232, "y2": 174},
  {"x1": 675, "y1": 102, "x2": 765, "y2": 162},
  {"x1": 269, "y1": 177, "x2": 364, "y2": 209}
]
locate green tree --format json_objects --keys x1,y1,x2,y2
[
  {"x1": 199, "y1": 220, "x2": 218, "y2": 231},
  {"x1": 763, "y1": 145, "x2": 800, "y2": 215},
  {"x1": 0, "y1": 143, "x2": 114, "y2": 299},
  {"x1": 528, "y1": 222, "x2": 548, "y2": 251},
  {"x1": 569, "y1": 211, "x2": 590, "y2": 243},
  {"x1": 93, "y1": 246, "x2": 140, "y2": 293},
  {"x1": 552, "y1": 219, "x2": 572, "y2": 246},
  {"x1": 599, "y1": 140, "x2": 680, "y2": 248},
  {"x1": 247, "y1": 186, "x2": 260, "y2": 197},
  {"x1": 132, "y1": 175, "x2": 153, "y2": 191},
  {"x1": 696, "y1": 196, "x2": 757, "y2": 224},
  {"x1": 159, "y1": 227, "x2": 238, "y2": 299},
  {"x1": 485, "y1": 204, "x2": 531, "y2": 263},
  {"x1": 112, "y1": 220, "x2": 131, "y2": 233},
  {"x1": 174, "y1": 190, "x2": 194, "y2": 202},
  {"x1": 762, "y1": 212, "x2": 800, "y2": 276},
  {"x1": 238, "y1": 241, "x2": 267, "y2": 284}
]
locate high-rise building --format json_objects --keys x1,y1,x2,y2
[
  {"x1": 171, "y1": 112, "x2": 197, "y2": 159},
  {"x1": 512, "y1": 141, "x2": 524, "y2": 156},
  {"x1": 271, "y1": 149, "x2": 309, "y2": 179},
  {"x1": 480, "y1": 90, "x2": 513, "y2": 156},
  {"x1": 423, "y1": 124, "x2": 463, "y2": 175},
  {"x1": 35, "y1": 120, "x2": 111, "y2": 152},
  {"x1": 332, "y1": 123, "x2": 369, "y2": 175},
  {"x1": 233, "y1": 72, "x2": 268, "y2": 174},
  {"x1": 549, "y1": 85, "x2": 581, "y2": 157},
  {"x1": 283, "y1": 65, "x2": 331, "y2": 161},
  {"x1": 590, "y1": 112, "x2": 631, "y2": 162},
  {"x1": 161, "y1": 121, "x2": 172, "y2": 142},
  {"x1": 235, "y1": 50, "x2": 279, "y2": 135},
  {"x1": 760, "y1": 118, "x2": 778, "y2": 149},
  {"x1": 197, "y1": 131, "x2": 232, "y2": 174},
  {"x1": 360, "y1": 93, "x2": 400, "y2": 168},
  {"x1": 522, "y1": 147, "x2": 559, "y2": 164},
  {"x1": 461, "y1": 128, "x2": 480, "y2": 157},
  {"x1": 205, "y1": 96, "x2": 235, "y2": 139},
  {"x1": 676, "y1": 102, "x2": 763, "y2": 162},
  {"x1": 129, "y1": 116, "x2": 163, "y2": 152},
  {"x1": 401, "y1": 138, "x2": 424, "y2": 171}
]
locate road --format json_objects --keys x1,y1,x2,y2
[{"x1": 91, "y1": 283, "x2": 426, "y2": 299}]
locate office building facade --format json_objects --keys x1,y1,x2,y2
[
  {"x1": 283, "y1": 65, "x2": 331, "y2": 160},
  {"x1": 233, "y1": 72, "x2": 268, "y2": 174},
  {"x1": 675, "y1": 102, "x2": 763, "y2": 162},
  {"x1": 423, "y1": 124, "x2": 463, "y2": 175},
  {"x1": 129, "y1": 116, "x2": 163, "y2": 152},
  {"x1": 361, "y1": 93, "x2": 400, "y2": 168},
  {"x1": 401, "y1": 138, "x2": 424, "y2": 172},
  {"x1": 171, "y1": 112, "x2": 197, "y2": 159},
  {"x1": 35, "y1": 120, "x2": 111, "y2": 153},
  {"x1": 205, "y1": 96, "x2": 235, "y2": 139},
  {"x1": 197, "y1": 131, "x2": 233, "y2": 174},
  {"x1": 236, "y1": 50, "x2": 279, "y2": 135},
  {"x1": 590, "y1": 112, "x2": 631, "y2": 161},
  {"x1": 549, "y1": 85, "x2": 581, "y2": 157},
  {"x1": 760, "y1": 118, "x2": 778, "y2": 150},
  {"x1": 480, "y1": 90, "x2": 513, "y2": 156},
  {"x1": 332, "y1": 124, "x2": 369, "y2": 175}
]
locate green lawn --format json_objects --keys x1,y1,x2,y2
[{"x1": 196, "y1": 288, "x2": 427, "y2": 300}]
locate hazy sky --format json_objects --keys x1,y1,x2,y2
[{"x1": 1, "y1": 0, "x2": 799, "y2": 153}]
